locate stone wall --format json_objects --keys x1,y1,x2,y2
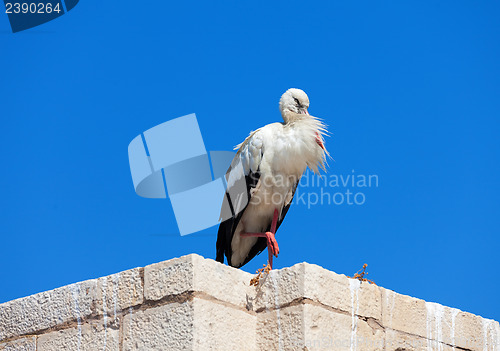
[{"x1": 0, "y1": 254, "x2": 498, "y2": 350}]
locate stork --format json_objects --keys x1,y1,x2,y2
[{"x1": 216, "y1": 88, "x2": 328, "y2": 269}]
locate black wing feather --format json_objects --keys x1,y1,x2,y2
[{"x1": 216, "y1": 171, "x2": 261, "y2": 266}]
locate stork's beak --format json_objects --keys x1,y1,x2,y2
[{"x1": 300, "y1": 108, "x2": 309, "y2": 115}]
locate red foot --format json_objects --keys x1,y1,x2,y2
[{"x1": 265, "y1": 231, "x2": 279, "y2": 257}]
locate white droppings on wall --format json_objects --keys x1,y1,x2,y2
[
  {"x1": 128, "y1": 306, "x2": 134, "y2": 341},
  {"x1": 70, "y1": 283, "x2": 82, "y2": 351},
  {"x1": 349, "y1": 279, "x2": 360, "y2": 351},
  {"x1": 112, "y1": 273, "x2": 119, "y2": 321},
  {"x1": 483, "y1": 318, "x2": 499, "y2": 351},
  {"x1": 426, "y1": 302, "x2": 445, "y2": 351},
  {"x1": 496, "y1": 322, "x2": 500, "y2": 351},
  {"x1": 101, "y1": 279, "x2": 107, "y2": 351},
  {"x1": 270, "y1": 271, "x2": 283, "y2": 351},
  {"x1": 483, "y1": 318, "x2": 489, "y2": 351},
  {"x1": 450, "y1": 307, "x2": 459, "y2": 351},
  {"x1": 497, "y1": 322, "x2": 500, "y2": 351},
  {"x1": 385, "y1": 289, "x2": 395, "y2": 328}
]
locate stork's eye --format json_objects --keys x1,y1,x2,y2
[{"x1": 293, "y1": 97, "x2": 301, "y2": 106}]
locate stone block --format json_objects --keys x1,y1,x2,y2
[
  {"x1": 381, "y1": 288, "x2": 428, "y2": 339},
  {"x1": 123, "y1": 300, "x2": 194, "y2": 351},
  {"x1": 303, "y1": 263, "x2": 382, "y2": 320},
  {"x1": 453, "y1": 310, "x2": 500, "y2": 350},
  {"x1": 257, "y1": 304, "x2": 304, "y2": 351},
  {"x1": 193, "y1": 298, "x2": 256, "y2": 351},
  {"x1": 144, "y1": 254, "x2": 253, "y2": 309},
  {"x1": 123, "y1": 296, "x2": 256, "y2": 351}
]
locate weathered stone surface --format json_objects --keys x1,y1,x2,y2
[
  {"x1": 0, "y1": 267, "x2": 143, "y2": 342},
  {"x1": 304, "y1": 304, "x2": 384, "y2": 351},
  {"x1": 303, "y1": 263, "x2": 382, "y2": 320},
  {"x1": 252, "y1": 263, "x2": 305, "y2": 312},
  {"x1": 193, "y1": 298, "x2": 256, "y2": 351},
  {"x1": 95, "y1": 268, "x2": 144, "y2": 322},
  {"x1": 37, "y1": 321, "x2": 119, "y2": 351},
  {"x1": 0, "y1": 337, "x2": 36, "y2": 351},
  {"x1": 0, "y1": 279, "x2": 97, "y2": 341},
  {"x1": 452, "y1": 310, "x2": 500, "y2": 350},
  {"x1": 123, "y1": 297, "x2": 256, "y2": 351},
  {"x1": 257, "y1": 304, "x2": 304, "y2": 351},
  {"x1": 123, "y1": 300, "x2": 194, "y2": 351},
  {"x1": 381, "y1": 288, "x2": 428, "y2": 339},
  {"x1": 144, "y1": 254, "x2": 253, "y2": 309},
  {"x1": 257, "y1": 302, "x2": 384, "y2": 351},
  {"x1": 303, "y1": 304, "x2": 384, "y2": 351},
  {"x1": 383, "y1": 289, "x2": 500, "y2": 351},
  {"x1": 252, "y1": 263, "x2": 381, "y2": 320}
]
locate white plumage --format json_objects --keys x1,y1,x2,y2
[{"x1": 216, "y1": 88, "x2": 328, "y2": 268}]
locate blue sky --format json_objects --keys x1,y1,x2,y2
[{"x1": 1, "y1": 0, "x2": 499, "y2": 322}]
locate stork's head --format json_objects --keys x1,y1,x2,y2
[{"x1": 279, "y1": 88, "x2": 310, "y2": 122}]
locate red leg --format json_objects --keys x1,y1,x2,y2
[
  {"x1": 270, "y1": 208, "x2": 278, "y2": 233},
  {"x1": 240, "y1": 209, "x2": 280, "y2": 269},
  {"x1": 267, "y1": 209, "x2": 280, "y2": 258}
]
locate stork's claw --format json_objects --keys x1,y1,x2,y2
[{"x1": 265, "y1": 231, "x2": 279, "y2": 257}]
